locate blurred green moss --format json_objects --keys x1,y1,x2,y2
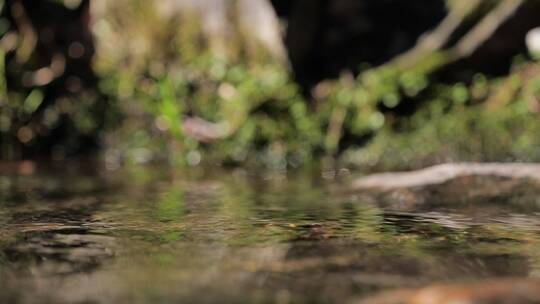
[
  {"x1": 3, "y1": 0, "x2": 540, "y2": 169},
  {"x1": 93, "y1": 1, "x2": 540, "y2": 169}
]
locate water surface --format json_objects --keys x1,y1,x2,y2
[{"x1": 1, "y1": 166, "x2": 540, "y2": 303}]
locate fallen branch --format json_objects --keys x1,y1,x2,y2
[{"x1": 352, "y1": 163, "x2": 540, "y2": 191}]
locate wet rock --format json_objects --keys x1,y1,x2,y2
[
  {"x1": 295, "y1": 223, "x2": 331, "y2": 241},
  {"x1": 354, "y1": 278, "x2": 540, "y2": 304},
  {"x1": 353, "y1": 163, "x2": 540, "y2": 190},
  {"x1": 8, "y1": 233, "x2": 115, "y2": 275},
  {"x1": 351, "y1": 163, "x2": 540, "y2": 210}
]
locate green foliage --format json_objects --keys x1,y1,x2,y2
[
  {"x1": 94, "y1": 2, "x2": 540, "y2": 169},
  {"x1": 3, "y1": 0, "x2": 539, "y2": 168},
  {"x1": 344, "y1": 82, "x2": 540, "y2": 170}
]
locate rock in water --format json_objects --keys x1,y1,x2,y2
[
  {"x1": 351, "y1": 163, "x2": 540, "y2": 210},
  {"x1": 354, "y1": 278, "x2": 540, "y2": 304}
]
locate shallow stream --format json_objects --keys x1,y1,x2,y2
[{"x1": 1, "y1": 165, "x2": 540, "y2": 303}]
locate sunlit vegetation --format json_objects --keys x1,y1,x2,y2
[
  {"x1": 1, "y1": 0, "x2": 540, "y2": 170},
  {"x1": 92, "y1": 0, "x2": 540, "y2": 169}
]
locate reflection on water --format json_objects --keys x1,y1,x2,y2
[{"x1": 1, "y1": 167, "x2": 540, "y2": 303}]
